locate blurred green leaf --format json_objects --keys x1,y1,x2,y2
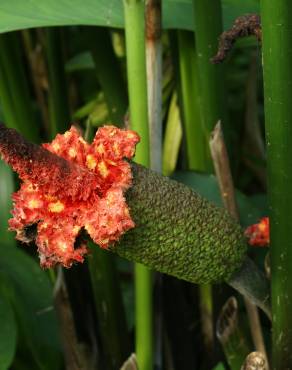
[
  {"x1": 83, "y1": 27, "x2": 128, "y2": 125},
  {"x1": 212, "y1": 363, "x2": 226, "y2": 370},
  {"x1": 65, "y1": 51, "x2": 94, "y2": 73},
  {"x1": 0, "y1": 245, "x2": 61, "y2": 370},
  {"x1": 172, "y1": 171, "x2": 262, "y2": 227},
  {"x1": 73, "y1": 92, "x2": 109, "y2": 126},
  {"x1": 0, "y1": 33, "x2": 39, "y2": 142},
  {"x1": 0, "y1": 160, "x2": 14, "y2": 245},
  {"x1": 0, "y1": 295, "x2": 17, "y2": 370},
  {"x1": 0, "y1": 0, "x2": 259, "y2": 33},
  {"x1": 162, "y1": 92, "x2": 182, "y2": 176}
]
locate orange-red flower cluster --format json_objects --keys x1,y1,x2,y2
[
  {"x1": 0, "y1": 123, "x2": 139, "y2": 268},
  {"x1": 244, "y1": 217, "x2": 270, "y2": 247}
]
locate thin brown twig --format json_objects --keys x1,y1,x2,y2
[
  {"x1": 209, "y1": 121, "x2": 269, "y2": 369},
  {"x1": 211, "y1": 14, "x2": 261, "y2": 64}
]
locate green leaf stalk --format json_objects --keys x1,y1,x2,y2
[
  {"x1": 192, "y1": 0, "x2": 226, "y2": 165},
  {"x1": 261, "y1": 0, "x2": 292, "y2": 367},
  {"x1": 123, "y1": 1, "x2": 152, "y2": 369}
]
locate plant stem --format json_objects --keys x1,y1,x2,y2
[
  {"x1": 177, "y1": 28, "x2": 215, "y2": 354},
  {"x1": 53, "y1": 267, "x2": 86, "y2": 370},
  {"x1": 192, "y1": 0, "x2": 226, "y2": 157},
  {"x1": 192, "y1": 0, "x2": 227, "y2": 353},
  {"x1": 216, "y1": 297, "x2": 250, "y2": 369},
  {"x1": 88, "y1": 246, "x2": 130, "y2": 370},
  {"x1": 209, "y1": 122, "x2": 269, "y2": 366},
  {"x1": 146, "y1": 0, "x2": 162, "y2": 173},
  {"x1": 261, "y1": 1, "x2": 292, "y2": 367},
  {"x1": 45, "y1": 28, "x2": 70, "y2": 138},
  {"x1": 123, "y1": 1, "x2": 152, "y2": 369},
  {"x1": 123, "y1": 0, "x2": 150, "y2": 163},
  {"x1": 146, "y1": 2, "x2": 162, "y2": 368},
  {"x1": 177, "y1": 30, "x2": 206, "y2": 171}
]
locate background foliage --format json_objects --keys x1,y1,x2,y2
[{"x1": 0, "y1": 0, "x2": 272, "y2": 369}]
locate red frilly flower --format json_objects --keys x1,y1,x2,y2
[
  {"x1": 0, "y1": 123, "x2": 139, "y2": 268},
  {"x1": 244, "y1": 217, "x2": 270, "y2": 247}
]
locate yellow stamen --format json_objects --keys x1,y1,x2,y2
[
  {"x1": 86, "y1": 154, "x2": 97, "y2": 170},
  {"x1": 113, "y1": 142, "x2": 120, "y2": 156},
  {"x1": 98, "y1": 161, "x2": 109, "y2": 178},
  {"x1": 68, "y1": 147, "x2": 77, "y2": 158},
  {"x1": 96, "y1": 143, "x2": 105, "y2": 154},
  {"x1": 28, "y1": 199, "x2": 41, "y2": 209},
  {"x1": 48, "y1": 201, "x2": 64, "y2": 213},
  {"x1": 58, "y1": 242, "x2": 68, "y2": 252},
  {"x1": 52, "y1": 142, "x2": 61, "y2": 151}
]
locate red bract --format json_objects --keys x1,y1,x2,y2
[
  {"x1": 245, "y1": 217, "x2": 270, "y2": 247},
  {"x1": 0, "y1": 123, "x2": 140, "y2": 268}
]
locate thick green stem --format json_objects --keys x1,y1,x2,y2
[
  {"x1": 123, "y1": 1, "x2": 152, "y2": 369},
  {"x1": 123, "y1": 0, "x2": 150, "y2": 162},
  {"x1": 192, "y1": 0, "x2": 226, "y2": 166},
  {"x1": 45, "y1": 28, "x2": 70, "y2": 138},
  {"x1": 261, "y1": 1, "x2": 292, "y2": 367},
  {"x1": 0, "y1": 32, "x2": 38, "y2": 142}
]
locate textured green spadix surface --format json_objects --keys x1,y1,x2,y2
[{"x1": 112, "y1": 163, "x2": 247, "y2": 284}]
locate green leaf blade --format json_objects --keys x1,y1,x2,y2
[
  {"x1": 0, "y1": 0, "x2": 260, "y2": 34},
  {"x1": 0, "y1": 296, "x2": 17, "y2": 370}
]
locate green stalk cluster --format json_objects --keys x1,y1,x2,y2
[{"x1": 261, "y1": 1, "x2": 292, "y2": 367}]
